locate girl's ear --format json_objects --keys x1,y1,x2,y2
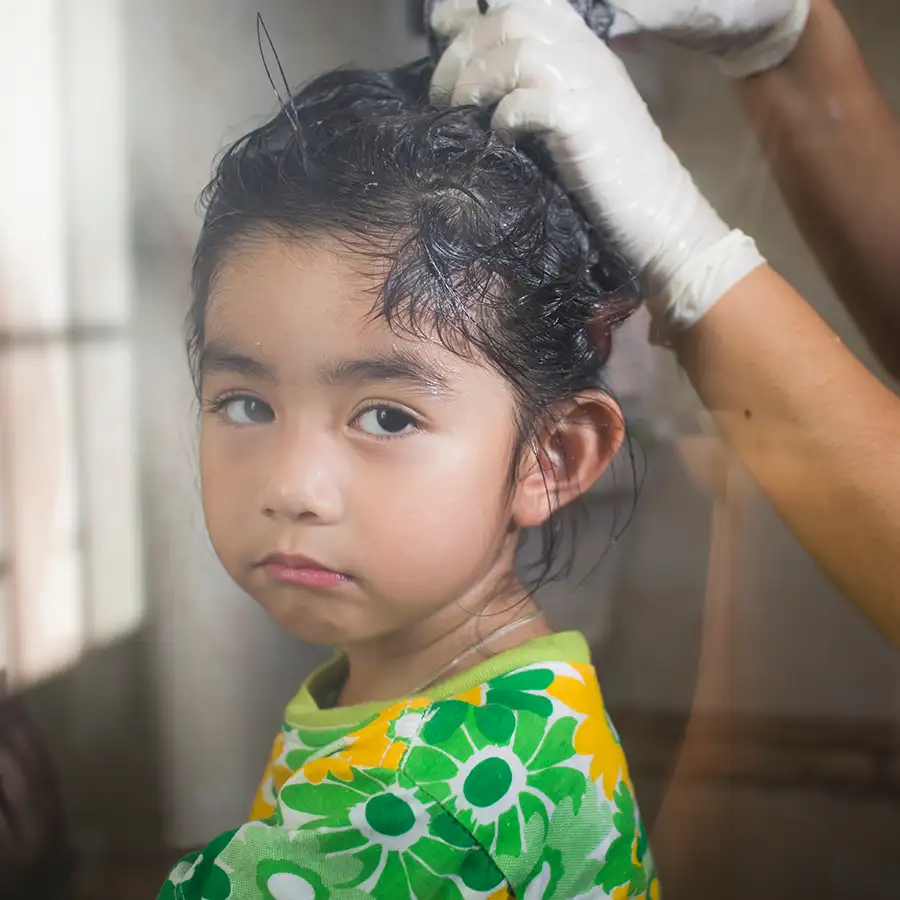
[{"x1": 511, "y1": 391, "x2": 625, "y2": 529}]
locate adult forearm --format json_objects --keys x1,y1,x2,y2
[
  {"x1": 735, "y1": 0, "x2": 900, "y2": 379},
  {"x1": 675, "y1": 264, "x2": 900, "y2": 644}
]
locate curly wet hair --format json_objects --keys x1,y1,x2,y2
[{"x1": 188, "y1": 55, "x2": 637, "y2": 587}]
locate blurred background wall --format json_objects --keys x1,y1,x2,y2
[{"x1": 1, "y1": 1, "x2": 898, "y2": 898}]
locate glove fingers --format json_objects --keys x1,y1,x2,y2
[
  {"x1": 430, "y1": 0, "x2": 576, "y2": 40},
  {"x1": 451, "y1": 39, "x2": 601, "y2": 107},
  {"x1": 429, "y1": 0, "x2": 481, "y2": 41},
  {"x1": 431, "y1": 27, "x2": 475, "y2": 104},
  {"x1": 431, "y1": 4, "x2": 586, "y2": 105},
  {"x1": 491, "y1": 86, "x2": 570, "y2": 134}
]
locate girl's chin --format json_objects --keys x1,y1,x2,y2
[{"x1": 254, "y1": 595, "x2": 369, "y2": 647}]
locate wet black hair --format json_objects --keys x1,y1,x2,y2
[{"x1": 188, "y1": 56, "x2": 638, "y2": 591}]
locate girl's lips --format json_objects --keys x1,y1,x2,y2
[{"x1": 259, "y1": 554, "x2": 350, "y2": 589}]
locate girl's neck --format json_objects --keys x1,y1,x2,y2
[{"x1": 336, "y1": 587, "x2": 551, "y2": 707}]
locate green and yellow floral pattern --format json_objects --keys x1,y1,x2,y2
[{"x1": 160, "y1": 641, "x2": 659, "y2": 900}]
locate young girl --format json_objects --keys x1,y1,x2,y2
[{"x1": 158, "y1": 53, "x2": 658, "y2": 900}]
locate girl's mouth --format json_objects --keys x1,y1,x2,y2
[{"x1": 258, "y1": 553, "x2": 350, "y2": 589}]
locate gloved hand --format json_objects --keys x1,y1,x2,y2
[
  {"x1": 607, "y1": 0, "x2": 811, "y2": 78},
  {"x1": 429, "y1": 0, "x2": 766, "y2": 342},
  {"x1": 429, "y1": 0, "x2": 811, "y2": 78}
]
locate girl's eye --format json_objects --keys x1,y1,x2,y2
[
  {"x1": 218, "y1": 396, "x2": 274, "y2": 425},
  {"x1": 354, "y1": 406, "x2": 417, "y2": 437}
]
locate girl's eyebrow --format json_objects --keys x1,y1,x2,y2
[
  {"x1": 319, "y1": 348, "x2": 453, "y2": 394},
  {"x1": 199, "y1": 341, "x2": 277, "y2": 383},
  {"x1": 199, "y1": 341, "x2": 452, "y2": 393}
]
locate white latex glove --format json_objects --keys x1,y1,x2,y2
[
  {"x1": 608, "y1": 0, "x2": 811, "y2": 78},
  {"x1": 430, "y1": 0, "x2": 766, "y2": 341}
]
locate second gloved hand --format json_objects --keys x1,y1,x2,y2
[
  {"x1": 430, "y1": 0, "x2": 766, "y2": 342},
  {"x1": 607, "y1": 0, "x2": 811, "y2": 78},
  {"x1": 430, "y1": 0, "x2": 811, "y2": 77}
]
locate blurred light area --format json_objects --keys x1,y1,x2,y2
[
  {"x1": 2, "y1": 347, "x2": 85, "y2": 686},
  {"x1": 0, "y1": 0, "x2": 143, "y2": 689},
  {"x1": 0, "y1": 2, "x2": 68, "y2": 330}
]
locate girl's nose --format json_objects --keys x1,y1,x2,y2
[{"x1": 259, "y1": 429, "x2": 344, "y2": 524}]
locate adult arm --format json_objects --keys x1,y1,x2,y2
[
  {"x1": 430, "y1": 0, "x2": 900, "y2": 644},
  {"x1": 674, "y1": 262, "x2": 900, "y2": 640},
  {"x1": 733, "y1": 0, "x2": 900, "y2": 379}
]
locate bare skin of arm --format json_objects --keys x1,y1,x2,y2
[
  {"x1": 427, "y1": 0, "x2": 900, "y2": 639},
  {"x1": 652, "y1": 9, "x2": 900, "y2": 878},
  {"x1": 734, "y1": 0, "x2": 900, "y2": 380},
  {"x1": 654, "y1": 263, "x2": 900, "y2": 886},
  {"x1": 673, "y1": 262, "x2": 900, "y2": 645}
]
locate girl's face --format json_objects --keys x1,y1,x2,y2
[{"x1": 199, "y1": 234, "x2": 528, "y2": 648}]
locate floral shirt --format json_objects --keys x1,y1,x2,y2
[{"x1": 159, "y1": 632, "x2": 659, "y2": 899}]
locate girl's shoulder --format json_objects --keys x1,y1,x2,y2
[
  {"x1": 161, "y1": 638, "x2": 660, "y2": 900},
  {"x1": 258, "y1": 649, "x2": 656, "y2": 898},
  {"x1": 265, "y1": 633, "x2": 619, "y2": 799}
]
